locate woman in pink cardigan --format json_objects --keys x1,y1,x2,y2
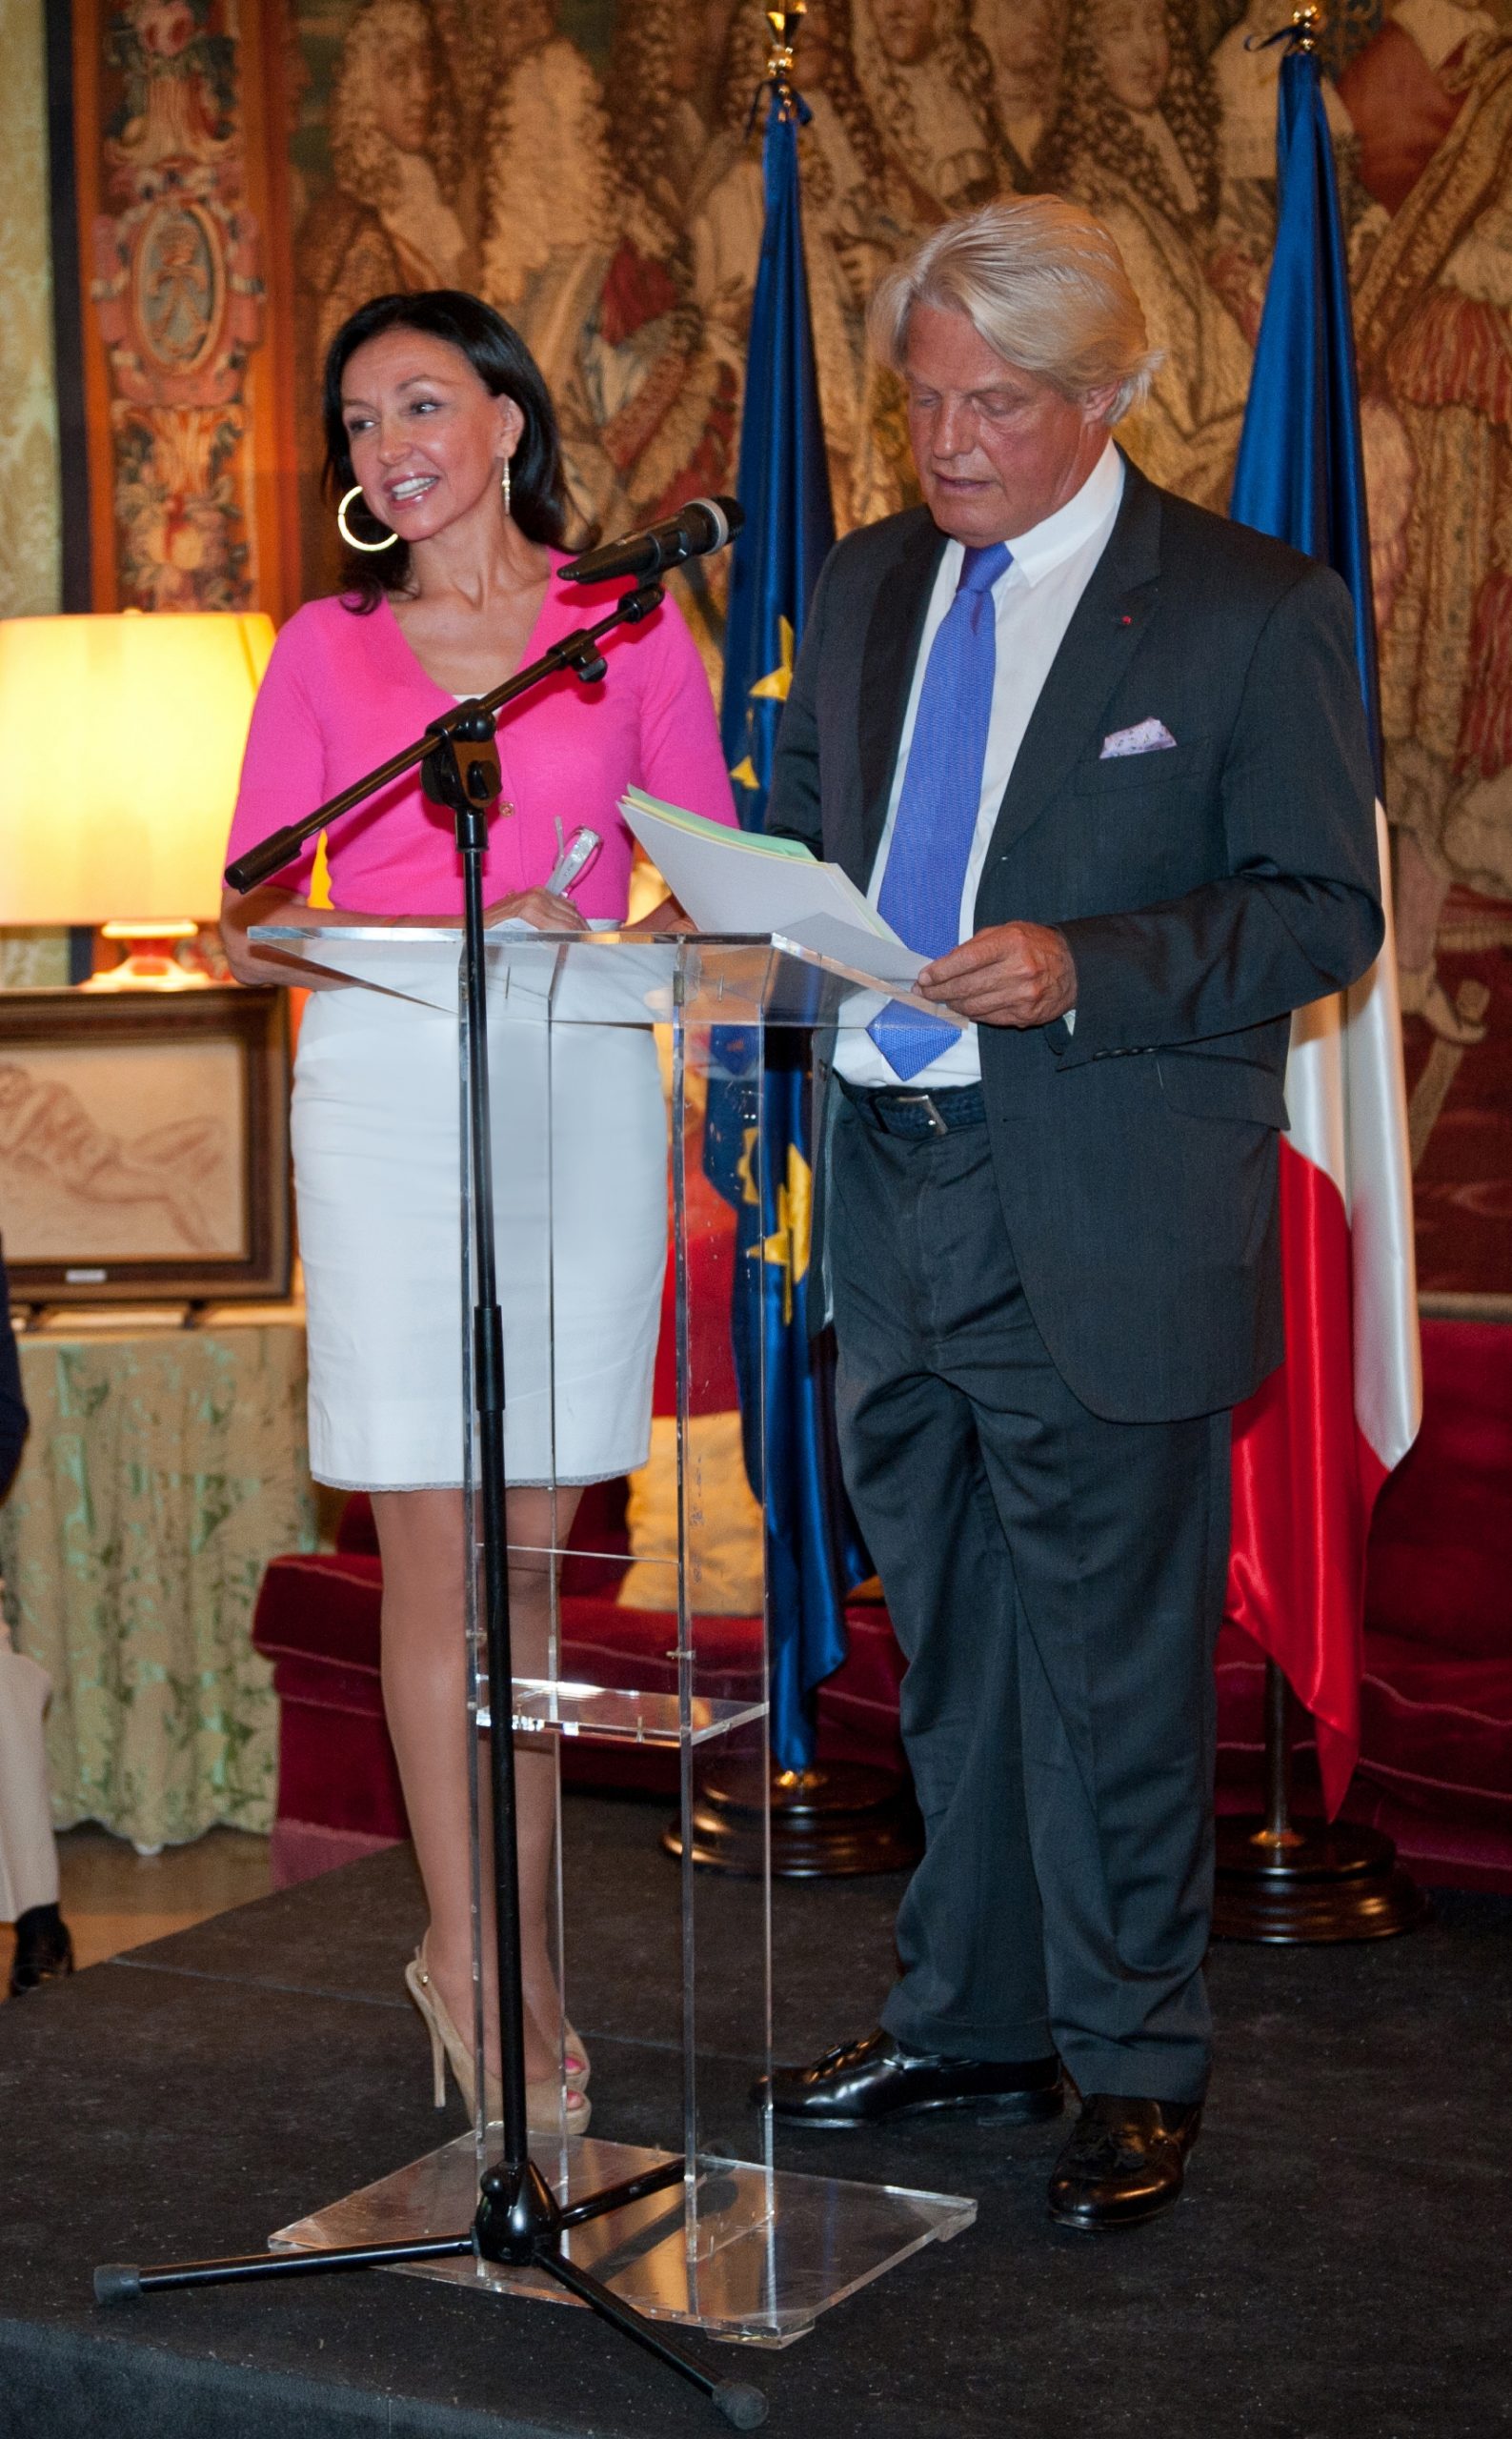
[{"x1": 223, "y1": 291, "x2": 736, "y2": 2138}]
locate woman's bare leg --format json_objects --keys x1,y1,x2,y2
[
  {"x1": 371, "y1": 1482, "x2": 581, "y2": 2089},
  {"x1": 498, "y1": 1484, "x2": 584, "y2": 2079}
]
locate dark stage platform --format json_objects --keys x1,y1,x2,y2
[{"x1": 0, "y1": 1794, "x2": 1506, "y2": 2439}]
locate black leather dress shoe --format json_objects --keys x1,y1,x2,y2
[
  {"x1": 9, "y1": 1903, "x2": 75, "y2": 1998},
  {"x1": 757, "y1": 2029, "x2": 1063, "y2": 2127},
  {"x1": 1047, "y1": 2093, "x2": 1202, "y2": 2230}
]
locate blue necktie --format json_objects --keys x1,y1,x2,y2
[{"x1": 868, "y1": 540, "x2": 1011, "y2": 1081}]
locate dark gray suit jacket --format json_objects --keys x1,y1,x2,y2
[{"x1": 765, "y1": 454, "x2": 1383, "y2": 1425}]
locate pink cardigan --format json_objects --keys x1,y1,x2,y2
[{"x1": 226, "y1": 558, "x2": 737, "y2": 919}]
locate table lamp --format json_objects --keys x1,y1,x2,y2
[{"x1": 0, "y1": 610, "x2": 275, "y2": 988}]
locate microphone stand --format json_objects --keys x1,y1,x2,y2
[{"x1": 93, "y1": 578, "x2": 769, "y2": 2432}]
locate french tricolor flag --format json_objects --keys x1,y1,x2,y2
[{"x1": 1225, "y1": 27, "x2": 1421, "y2": 1815}]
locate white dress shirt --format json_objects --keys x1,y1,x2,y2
[{"x1": 834, "y1": 439, "x2": 1125, "y2": 1090}]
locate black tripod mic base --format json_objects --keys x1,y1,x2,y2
[
  {"x1": 474, "y1": 2154, "x2": 563, "y2": 2264},
  {"x1": 715, "y1": 2381, "x2": 770, "y2": 2429},
  {"x1": 94, "y1": 2265, "x2": 143, "y2": 2305}
]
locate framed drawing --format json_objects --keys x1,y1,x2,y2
[{"x1": 0, "y1": 987, "x2": 291, "y2": 1305}]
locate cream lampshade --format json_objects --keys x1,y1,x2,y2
[{"x1": 0, "y1": 610, "x2": 275, "y2": 984}]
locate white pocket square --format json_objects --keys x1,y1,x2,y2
[{"x1": 1100, "y1": 717, "x2": 1178, "y2": 759}]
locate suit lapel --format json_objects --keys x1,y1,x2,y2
[
  {"x1": 985, "y1": 454, "x2": 1164, "y2": 865},
  {"x1": 856, "y1": 509, "x2": 945, "y2": 880}
]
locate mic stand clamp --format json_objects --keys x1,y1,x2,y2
[{"x1": 97, "y1": 587, "x2": 768, "y2": 2429}]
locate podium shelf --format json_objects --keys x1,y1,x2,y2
[{"x1": 476, "y1": 1680, "x2": 768, "y2": 1745}]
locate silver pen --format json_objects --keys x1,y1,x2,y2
[{"x1": 544, "y1": 826, "x2": 602, "y2": 897}]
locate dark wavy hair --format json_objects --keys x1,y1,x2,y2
[
  {"x1": 321, "y1": 290, "x2": 574, "y2": 610},
  {"x1": 1038, "y1": 0, "x2": 1220, "y2": 233}
]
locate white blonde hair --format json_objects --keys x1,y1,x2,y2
[{"x1": 868, "y1": 195, "x2": 1163, "y2": 423}]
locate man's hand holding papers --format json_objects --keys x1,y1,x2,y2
[{"x1": 917, "y1": 922, "x2": 1077, "y2": 1028}]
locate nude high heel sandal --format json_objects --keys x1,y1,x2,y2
[
  {"x1": 564, "y1": 2023, "x2": 590, "y2": 2092},
  {"x1": 405, "y1": 1948, "x2": 495, "y2": 2115},
  {"x1": 406, "y1": 1946, "x2": 591, "y2": 2134}
]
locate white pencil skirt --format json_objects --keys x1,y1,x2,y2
[{"x1": 292, "y1": 985, "x2": 667, "y2": 1491}]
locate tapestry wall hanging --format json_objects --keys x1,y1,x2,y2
[{"x1": 67, "y1": 0, "x2": 1512, "y2": 1304}]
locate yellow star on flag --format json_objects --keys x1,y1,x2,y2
[
  {"x1": 728, "y1": 620, "x2": 797, "y2": 790},
  {"x1": 749, "y1": 615, "x2": 795, "y2": 702},
  {"x1": 736, "y1": 1125, "x2": 761, "y2": 1208},
  {"x1": 747, "y1": 1141, "x2": 813, "y2": 1327}
]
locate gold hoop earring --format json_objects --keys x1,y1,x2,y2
[
  {"x1": 501, "y1": 458, "x2": 512, "y2": 519},
  {"x1": 336, "y1": 484, "x2": 398, "y2": 554}
]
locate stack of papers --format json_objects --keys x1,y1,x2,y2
[
  {"x1": 621, "y1": 792, "x2": 819, "y2": 865},
  {"x1": 621, "y1": 788, "x2": 937, "y2": 993}
]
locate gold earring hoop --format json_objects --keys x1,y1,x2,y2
[
  {"x1": 336, "y1": 484, "x2": 398, "y2": 554},
  {"x1": 502, "y1": 457, "x2": 513, "y2": 519}
]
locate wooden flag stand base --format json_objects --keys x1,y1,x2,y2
[
  {"x1": 664, "y1": 1757, "x2": 923, "y2": 1879},
  {"x1": 1213, "y1": 1662, "x2": 1427, "y2": 1943}
]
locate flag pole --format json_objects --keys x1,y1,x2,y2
[
  {"x1": 1211, "y1": 5, "x2": 1423, "y2": 1942},
  {"x1": 1213, "y1": 1659, "x2": 1423, "y2": 1939}
]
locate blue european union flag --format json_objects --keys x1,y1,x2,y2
[
  {"x1": 720, "y1": 89, "x2": 837, "y2": 833},
  {"x1": 705, "y1": 71, "x2": 863, "y2": 1772},
  {"x1": 1229, "y1": 31, "x2": 1382, "y2": 786}
]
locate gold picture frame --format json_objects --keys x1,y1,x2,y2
[{"x1": 0, "y1": 986, "x2": 291, "y2": 1305}]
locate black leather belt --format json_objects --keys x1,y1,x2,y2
[{"x1": 837, "y1": 1074, "x2": 987, "y2": 1139}]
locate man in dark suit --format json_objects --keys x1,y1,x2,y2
[{"x1": 762, "y1": 196, "x2": 1381, "y2": 2229}]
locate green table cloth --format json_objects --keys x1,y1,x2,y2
[{"x1": 0, "y1": 1321, "x2": 316, "y2": 1848}]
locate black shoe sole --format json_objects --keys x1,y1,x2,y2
[
  {"x1": 772, "y1": 2085, "x2": 1065, "y2": 2131},
  {"x1": 1047, "y1": 2184, "x2": 1185, "y2": 2232}
]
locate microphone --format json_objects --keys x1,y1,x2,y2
[{"x1": 558, "y1": 496, "x2": 743, "y2": 585}]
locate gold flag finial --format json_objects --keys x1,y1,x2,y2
[
  {"x1": 765, "y1": 5, "x2": 805, "y2": 88},
  {"x1": 1244, "y1": 4, "x2": 1324, "y2": 57}
]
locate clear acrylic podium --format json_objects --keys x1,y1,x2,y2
[{"x1": 253, "y1": 924, "x2": 975, "y2": 2347}]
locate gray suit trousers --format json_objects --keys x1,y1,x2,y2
[{"x1": 830, "y1": 1099, "x2": 1232, "y2": 2104}]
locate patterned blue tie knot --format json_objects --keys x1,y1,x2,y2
[
  {"x1": 958, "y1": 541, "x2": 1011, "y2": 595},
  {"x1": 952, "y1": 542, "x2": 1012, "y2": 645}
]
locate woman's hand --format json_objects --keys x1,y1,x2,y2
[
  {"x1": 218, "y1": 883, "x2": 350, "y2": 989},
  {"x1": 483, "y1": 889, "x2": 590, "y2": 932}
]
